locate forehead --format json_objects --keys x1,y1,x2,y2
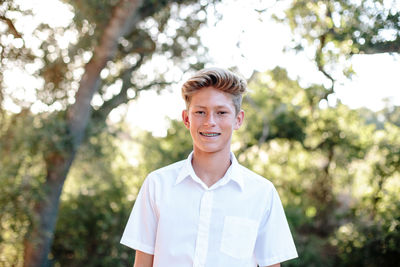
[{"x1": 189, "y1": 87, "x2": 234, "y2": 108}]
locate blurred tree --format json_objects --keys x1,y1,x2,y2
[
  {"x1": 0, "y1": 111, "x2": 47, "y2": 266},
  {"x1": 50, "y1": 126, "x2": 137, "y2": 266},
  {"x1": 278, "y1": 0, "x2": 400, "y2": 89},
  {"x1": 237, "y1": 67, "x2": 311, "y2": 150},
  {"x1": 0, "y1": 0, "x2": 218, "y2": 265},
  {"x1": 331, "y1": 120, "x2": 400, "y2": 267}
]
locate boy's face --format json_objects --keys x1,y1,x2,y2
[{"x1": 182, "y1": 87, "x2": 244, "y2": 155}]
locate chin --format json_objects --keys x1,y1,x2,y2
[{"x1": 197, "y1": 145, "x2": 228, "y2": 154}]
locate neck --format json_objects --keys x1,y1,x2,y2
[{"x1": 191, "y1": 148, "x2": 231, "y2": 188}]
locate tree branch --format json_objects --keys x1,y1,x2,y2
[
  {"x1": 136, "y1": 81, "x2": 172, "y2": 93},
  {"x1": 316, "y1": 33, "x2": 335, "y2": 98},
  {"x1": 361, "y1": 38, "x2": 400, "y2": 54},
  {"x1": 92, "y1": 55, "x2": 144, "y2": 120},
  {"x1": 66, "y1": 0, "x2": 144, "y2": 147},
  {"x1": 93, "y1": 68, "x2": 171, "y2": 121},
  {"x1": 0, "y1": 15, "x2": 22, "y2": 38}
]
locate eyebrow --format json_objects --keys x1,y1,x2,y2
[{"x1": 193, "y1": 105, "x2": 230, "y2": 109}]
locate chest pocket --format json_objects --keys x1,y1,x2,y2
[{"x1": 220, "y1": 216, "x2": 259, "y2": 259}]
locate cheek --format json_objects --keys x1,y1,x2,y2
[
  {"x1": 188, "y1": 118, "x2": 201, "y2": 132},
  {"x1": 220, "y1": 119, "x2": 236, "y2": 130}
]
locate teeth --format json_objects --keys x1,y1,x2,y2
[{"x1": 201, "y1": 132, "x2": 220, "y2": 137}]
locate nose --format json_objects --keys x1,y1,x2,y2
[{"x1": 204, "y1": 113, "x2": 216, "y2": 127}]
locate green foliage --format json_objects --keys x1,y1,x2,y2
[
  {"x1": 234, "y1": 70, "x2": 400, "y2": 266},
  {"x1": 279, "y1": 0, "x2": 400, "y2": 80},
  {"x1": 0, "y1": 109, "x2": 77, "y2": 263},
  {"x1": 51, "y1": 186, "x2": 134, "y2": 267},
  {"x1": 0, "y1": 110, "x2": 67, "y2": 265},
  {"x1": 48, "y1": 122, "x2": 138, "y2": 266},
  {"x1": 135, "y1": 119, "x2": 193, "y2": 173},
  {"x1": 332, "y1": 195, "x2": 400, "y2": 266},
  {"x1": 236, "y1": 67, "x2": 311, "y2": 149}
]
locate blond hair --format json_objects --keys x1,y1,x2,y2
[{"x1": 181, "y1": 67, "x2": 247, "y2": 114}]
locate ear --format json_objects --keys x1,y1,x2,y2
[
  {"x1": 233, "y1": 109, "x2": 244, "y2": 130},
  {"x1": 182, "y1": 110, "x2": 190, "y2": 129}
]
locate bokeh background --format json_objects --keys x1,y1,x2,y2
[{"x1": 1, "y1": 0, "x2": 399, "y2": 266}]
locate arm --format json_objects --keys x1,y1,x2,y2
[
  {"x1": 133, "y1": 250, "x2": 154, "y2": 267},
  {"x1": 255, "y1": 187, "x2": 298, "y2": 267}
]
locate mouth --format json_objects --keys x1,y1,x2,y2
[{"x1": 200, "y1": 132, "x2": 221, "y2": 137}]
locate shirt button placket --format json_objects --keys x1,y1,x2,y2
[{"x1": 193, "y1": 190, "x2": 213, "y2": 267}]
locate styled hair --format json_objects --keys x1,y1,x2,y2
[{"x1": 181, "y1": 67, "x2": 247, "y2": 114}]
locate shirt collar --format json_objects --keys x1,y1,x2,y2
[{"x1": 175, "y1": 151, "x2": 244, "y2": 191}]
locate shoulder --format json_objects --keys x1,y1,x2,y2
[
  {"x1": 238, "y1": 164, "x2": 276, "y2": 194},
  {"x1": 146, "y1": 159, "x2": 186, "y2": 184},
  {"x1": 136, "y1": 160, "x2": 187, "y2": 203},
  {"x1": 239, "y1": 164, "x2": 273, "y2": 186}
]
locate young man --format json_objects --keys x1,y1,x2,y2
[{"x1": 121, "y1": 68, "x2": 298, "y2": 267}]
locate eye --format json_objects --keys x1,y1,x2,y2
[
  {"x1": 217, "y1": 111, "x2": 228, "y2": 115},
  {"x1": 195, "y1": 111, "x2": 205, "y2": 115}
]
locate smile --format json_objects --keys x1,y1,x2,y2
[{"x1": 200, "y1": 132, "x2": 220, "y2": 137}]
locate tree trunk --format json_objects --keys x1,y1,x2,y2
[
  {"x1": 22, "y1": 0, "x2": 143, "y2": 265},
  {"x1": 23, "y1": 152, "x2": 75, "y2": 267}
]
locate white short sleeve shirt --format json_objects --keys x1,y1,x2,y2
[{"x1": 121, "y1": 152, "x2": 298, "y2": 267}]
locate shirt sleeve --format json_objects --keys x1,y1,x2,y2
[
  {"x1": 254, "y1": 185, "x2": 298, "y2": 266},
  {"x1": 120, "y1": 174, "x2": 158, "y2": 255}
]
